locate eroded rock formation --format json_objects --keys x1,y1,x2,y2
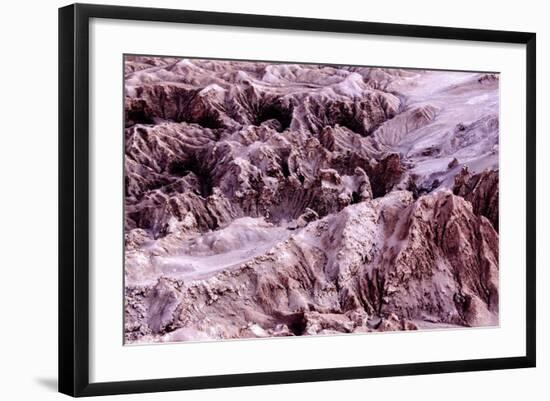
[
  {"x1": 453, "y1": 167, "x2": 499, "y2": 231},
  {"x1": 123, "y1": 56, "x2": 500, "y2": 343}
]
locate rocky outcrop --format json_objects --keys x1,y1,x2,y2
[
  {"x1": 453, "y1": 167, "x2": 499, "y2": 231},
  {"x1": 123, "y1": 56, "x2": 500, "y2": 343}
]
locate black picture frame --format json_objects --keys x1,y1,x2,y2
[{"x1": 59, "y1": 3, "x2": 536, "y2": 397}]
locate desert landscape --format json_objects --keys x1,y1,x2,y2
[{"x1": 123, "y1": 56, "x2": 499, "y2": 344}]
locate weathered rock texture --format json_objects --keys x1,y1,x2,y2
[
  {"x1": 453, "y1": 167, "x2": 499, "y2": 231},
  {"x1": 123, "y1": 56, "x2": 499, "y2": 343}
]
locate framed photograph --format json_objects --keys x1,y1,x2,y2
[{"x1": 59, "y1": 3, "x2": 536, "y2": 397}]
